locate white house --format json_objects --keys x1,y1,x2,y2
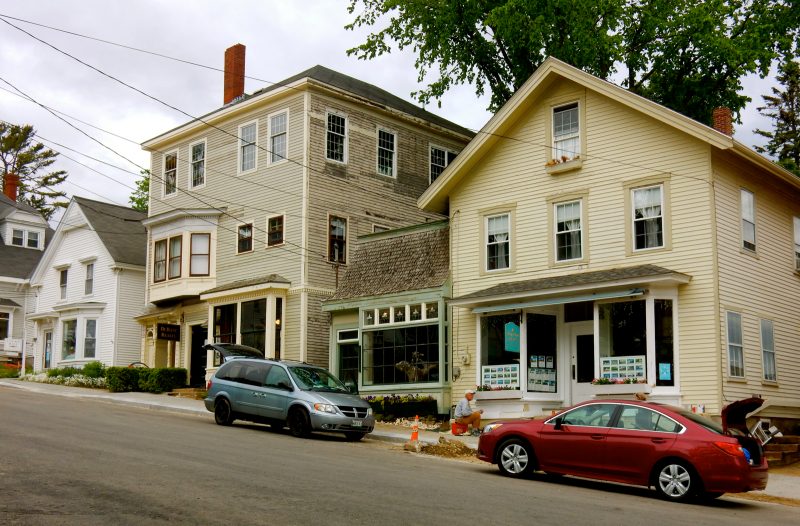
[{"x1": 26, "y1": 197, "x2": 147, "y2": 370}]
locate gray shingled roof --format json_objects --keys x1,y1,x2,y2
[
  {"x1": 0, "y1": 298, "x2": 21, "y2": 307},
  {"x1": 201, "y1": 274, "x2": 291, "y2": 296},
  {"x1": 0, "y1": 192, "x2": 42, "y2": 219},
  {"x1": 0, "y1": 193, "x2": 52, "y2": 280},
  {"x1": 327, "y1": 223, "x2": 450, "y2": 302},
  {"x1": 452, "y1": 264, "x2": 690, "y2": 303},
  {"x1": 74, "y1": 197, "x2": 147, "y2": 266}
]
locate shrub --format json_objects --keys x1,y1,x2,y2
[
  {"x1": 106, "y1": 367, "x2": 141, "y2": 393},
  {"x1": 46, "y1": 366, "x2": 80, "y2": 378},
  {"x1": 0, "y1": 363, "x2": 20, "y2": 378},
  {"x1": 138, "y1": 368, "x2": 187, "y2": 393},
  {"x1": 82, "y1": 361, "x2": 106, "y2": 379},
  {"x1": 364, "y1": 394, "x2": 438, "y2": 421}
]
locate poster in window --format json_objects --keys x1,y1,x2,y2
[{"x1": 504, "y1": 322, "x2": 520, "y2": 353}]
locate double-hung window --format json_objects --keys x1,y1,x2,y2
[
  {"x1": 84, "y1": 319, "x2": 97, "y2": 358},
  {"x1": 486, "y1": 213, "x2": 510, "y2": 271},
  {"x1": 238, "y1": 223, "x2": 253, "y2": 253},
  {"x1": 553, "y1": 103, "x2": 580, "y2": 161},
  {"x1": 59, "y1": 269, "x2": 68, "y2": 300},
  {"x1": 726, "y1": 312, "x2": 745, "y2": 378},
  {"x1": 430, "y1": 145, "x2": 456, "y2": 184},
  {"x1": 239, "y1": 122, "x2": 257, "y2": 173},
  {"x1": 268, "y1": 215, "x2": 284, "y2": 246},
  {"x1": 0, "y1": 312, "x2": 9, "y2": 338},
  {"x1": 741, "y1": 189, "x2": 756, "y2": 251},
  {"x1": 377, "y1": 129, "x2": 396, "y2": 177},
  {"x1": 269, "y1": 112, "x2": 287, "y2": 163},
  {"x1": 190, "y1": 141, "x2": 205, "y2": 188},
  {"x1": 329, "y1": 216, "x2": 347, "y2": 263},
  {"x1": 153, "y1": 240, "x2": 167, "y2": 282},
  {"x1": 190, "y1": 233, "x2": 210, "y2": 276},
  {"x1": 760, "y1": 319, "x2": 776, "y2": 382},
  {"x1": 11, "y1": 229, "x2": 24, "y2": 246},
  {"x1": 62, "y1": 319, "x2": 76, "y2": 360},
  {"x1": 555, "y1": 200, "x2": 582, "y2": 261},
  {"x1": 168, "y1": 236, "x2": 182, "y2": 279},
  {"x1": 164, "y1": 151, "x2": 177, "y2": 196},
  {"x1": 633, "y1": 185, "x2": 664, "y2": 250},
  {"x1": 84, "y1": 263, "x2": 94, "y2": 295},
  {"x1": 326, "y1": 113, "x2": 346, "y2": 163},
  {"x1": 793, "y1": 216, "x2": 800, "y2": 271},
  {"x1": 27, "y1": 231, "x2": 39, "y2": 248}
]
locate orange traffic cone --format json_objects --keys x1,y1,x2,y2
[{"x1": 410, "y1": 415, "x2": 420, "y2": 442}]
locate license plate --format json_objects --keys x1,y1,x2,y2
[{"x1": 352, "y1": 420, "x2": 363, "y2": 427}]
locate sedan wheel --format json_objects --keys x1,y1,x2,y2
[
  {"x1": 214, "y1": 398, "x2": 234, "y2": 426},
  {"x1": 497, "y1": 439, "x2": 534, "y2": 478},
  {"x1": 655, "y1": 462, "x2": 696, "y2": 501}
]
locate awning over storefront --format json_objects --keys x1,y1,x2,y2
[{"x1": 450, "y1": 264, "x2": 691, "y2": 311}]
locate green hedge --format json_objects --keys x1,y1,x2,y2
[
  {"x1": 105, "y1": 367, "x2": 187, "y2": 393},
  {"x1": 46, "y1": 366, "x2": 81, "y2": 378},
  {"x1": 364, "y1": 394, "x2": 438, "y2": 420},
  {"x1": 106, "y1": 367, "x2": 142, "y2": 392}
]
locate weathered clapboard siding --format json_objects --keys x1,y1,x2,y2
[
  {"x1": 305, "y1": 291, "x2": 332, "y2": 367},
  {"x1": 712, "y1": 150, "x2": 800, "y2": 406},
  {"x1": 282, "y1": 289, "x2": 302, "y2": 361},
  {"x1": 447, "y1": 77, "x2": 724, "y2": 410}
]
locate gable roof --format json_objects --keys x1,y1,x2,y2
[
  {"x1": 0, "y1": 242, "x2": 52, "y2": 280},
  {"x1": 326, "y1": 221, "x2": 450, "y2": 304},
  {"x1": 419, "y1": 57, "x2": 799, "y2": 213},
  {"x1": 0, "y1": 192, "x2": 46, "y2": 220},
  {"x1": 72, "y1": 197, "x2": 147, "y2": 266},
  {"x1": 144, "y1": 65, "x2": 473, "y2": 148}
]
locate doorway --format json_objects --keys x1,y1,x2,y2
[
  {"x1": 189, "y1": 325, "x2": 208, "y2": 387},
  {"x1": 570, "y1": 321, "x2": 594, "y2": 403}
]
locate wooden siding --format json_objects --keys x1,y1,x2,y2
[
  {"x1": 448, "y1": 78, "x2": 721, "y2": 410},
  {"x1": 114, "y1": 269, "x2": 146, "y2": 366},
  {"x1": 712, "y1": 150, "x2": 800, "y2": 408}
]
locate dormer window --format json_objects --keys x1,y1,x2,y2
[
  {"x1": 10, "y1": 228, "x2": 42, "y2": 249},
  {"x1": 12, "y1": 229, "x2": 23, "y2": 246},
  {"x1": 27, "y1": 231, "x2": 39, "y2": 249}
]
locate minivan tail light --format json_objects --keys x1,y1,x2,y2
[
  {"x1": 713, "y1": 441, "x2": 744, "y2": 457},
  {"x1": 206, "y1": 379, "x2": 212, "y2": 390}
]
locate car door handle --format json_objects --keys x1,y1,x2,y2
[
  {"x1": 651, "y1": 438, "x2": 667, "y2": 444},
  {"x1": 590, "y1": 434, "x2": 605, "y2": 440}
]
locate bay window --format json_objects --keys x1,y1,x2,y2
[
  {"x1": 190, "y1": 233, "x2": 210, "y2": 276},
  {"x1": 168, "y1": 236, "x2": 182, "y2": 279},
  {"x1": 84, "y1": 319, "x2": 97, "y2": 358},
  {"x1": 62, "y1": 319, "x2": 76, "y2": 360},
  {"x1": 153, "y1": 240, "x2": 167, "y2": 282},
  {"x1": 240, "y1": 299, "x2": 266, "y2": 352}
]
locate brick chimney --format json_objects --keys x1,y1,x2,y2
[
  {"x1": 712, "y1": 107, "x2": 733, "y2": 136},
  {"x1": 3, "y1": 173, "x2": 19, "y2": 201},
  {"x1": 224, "y1": 44, "x2": 246, "y2": 105}
]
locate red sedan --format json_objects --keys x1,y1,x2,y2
[{"x1": 477, "y1": 399, "x2": 768, "y2": 501}]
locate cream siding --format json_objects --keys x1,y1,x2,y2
[{"x1": 114, "y1": 269, "x2": 146, "y2": 366}]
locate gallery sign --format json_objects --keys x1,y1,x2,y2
[{"x1": 157, "y1": 323, "x2": 181, "y2": 341}]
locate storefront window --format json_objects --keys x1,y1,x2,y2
[
  {"x1": 598, "y1": 301, "x2": 646, "y2": 381},
  {"x1": 480, "y1": 313, "x2": 521, "y2": 389},
  {"x1": 527, "y1": 314, "x2": 557, "y2": 393},
  {"x1": 655, "y1": 299, "x2": 674, "y2": 386},
  {"x1": 214, "y1": 304, "x2": 236, "y2": 344},
  {"x1": 362, "y1": 325, "x2": 439, "y2": 386},
  {"x1": 240, "y1": 299, "x2": 266, "y2": 352},
  {"x1": 338, "y1": 329, "x2": 360, "y2": 387}
]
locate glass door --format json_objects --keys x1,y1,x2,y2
[{"x1": 570, "y1": 322, "x2": 594, "y2": 403}]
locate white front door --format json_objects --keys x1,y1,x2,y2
[{"x1": 570, "y1": 322, "x2": 594, "y2": 403}]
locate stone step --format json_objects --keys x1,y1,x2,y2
[
  {"x1": 765, "y1": 443, "x2": 799, "y2": 453},
  {"x1": 769, "y1": 435, "x2": 800, "y2": 445}
]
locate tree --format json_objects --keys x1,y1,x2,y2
[
  {"x1": 129, "y1": 169, "x2": 150, "y2": 213},
  {"x1": 346, "y1": 0, "x2": 799, "y2": 125},
  {"x1": 0, "y1": 123, "x2": 68, "y2": 220},
  {"x1": 755, "y1": 56, "x2": 800, "y2": 177}
]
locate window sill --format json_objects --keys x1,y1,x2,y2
[
  {"x1": 475, "y1": 390, "x2": 521, "y2": 400},
  {"x1": 761, "y1": 380, "x2": 779, "y2": 387},
  {"x1": 726, "y1": 377, "x2": 747, "y2": 383},
  {"x1": 546, "y1": 158, "x2": 583, "y2": 175}
]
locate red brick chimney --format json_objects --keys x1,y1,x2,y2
[
  {"x1": 3, "y1": 173, "x2": 19, "y2": 201},
  {"x1": 224, "y1": 44, "x2": 246, "y2": 105},
  {"x1": 712, "y1": 107, "x2": 733, "y2": 136}
]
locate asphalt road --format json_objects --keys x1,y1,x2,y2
[{"x1": 1, "y1": 387, "x2": 794, "y2": 525}]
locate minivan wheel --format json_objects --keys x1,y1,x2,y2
[
  {"x1": 214, "y1": 398, "x2": 234, "y2": 426},
  {"x1": 497, "y1": 439, "x2": 534, "y2": 478},
  {"x1": 654, "y1": 461, "x2": 697, "y2": 501},
  {"x1": 288, "y1": 408, "x2": 311, "y2": 438}
]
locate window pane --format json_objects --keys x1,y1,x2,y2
[
  {"x1": 191, "y1": 143, "x2": 205, "y2": 187},
  {"x1": 794, "y1": 217, "x2": 800, "y2": 270},
  {"x1": 268, "y1": 216, "x2": 284, "y2": 246},
  {"x1": 169, "y1": 237, "x2": 181, "y2": 279},
  {"x1": 377, "y1": 129, "x2": 395, "y2": 176},
  {"x1": 62, "y1": 320, "x2": 76, "y2": 360},
  {"x1": 598, "y1": 300, "x2": 647, "y2": 370},
  {"x1": 191, "y1": 234, "x2": 210, "y2": 275},
  {"x1": 84, "y1": 319, "x2": 96, "y2": 358},
  {"x1": 727, "y1": 312, "x2": 744, "y2": 377},
  {"x1": 85, "y1": 263, "x2": 94, "y2": 295},
  {"x1": 655, "y1": 299, "x2": 674, "y2": 386},
  {"x1": 27, "y1": 231, "x2": 39, "y2": 248},
  {"x1": 329, "y1": 216, "x2": 346, "y2": 263},
  {"x1": 165, "y1": 153, "x2": 177, "y2": 195},
  {"x1": 361, "y1": 324, "x2": 439, "y2": 386},
  {"x1": 240, "y1": 299, "x2": 266, "y2": 352},
  {"x1": 0, "y1": 312, "x2": 9, "y2": 338},
  {"x1": 556, "y1": 201, "x2": 582, "y2": 261},
  {"x1": 761, "y1": 319, "x2": 776, "y2": 381},
  {"x1": 326, "y1": 114, "x2": 346, "y2": 162},
  {"x1": 487, "y1": 214, "x2": 510, "y2": 270},
  {"x1": 12, "y1": 229, "x2": 23, "y2": 246},
  {"x1": 214, "y1": 304, "x2": 236, "y2": 344},
  {"x1": 633, "y1": 186, "x2": 664, "y2": 250},
  {"x1": 154, "y1": 240, "x2": 167, "y2": 282},
  {"x1": 270, "y1": 112, "x2": 287, "y2": 162},
  {"x1": 553, "y1": 103, "x2": 579, "y2": 160},
  {"x1": 430, "y1": 146, "x2": 447, "y2": 183},
  {"x1": 240, "y1": 123, "x2": 256, "y2": 171},
  {"x1": 741, "y1": 190, "x2": 754, "y2": 221},
  {"x1": 238, "y1": 224, "x2": 253, "y2": 253}
]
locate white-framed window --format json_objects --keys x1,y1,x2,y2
[
  {"x1": 11, "y1": 229, "x2": 23, "y2": 246},
  {"x1": 84, "y1": 263, "x2": 94, "y2": 295},
  {"x1": 486, "y1": 213, "x2": 510, "y2": 271},
  {"x1": 27, "y1": 231, "x2": 39, "y2": 248},
  {"x1": 239, "y1": 121, "x2": 258, "y2": 173},
  {"x1": 59, "y1": 269, "x2": 68, "y2": 300},
  {"x1": 793, "y1": 216, "x2": 799, "y2": 271},
  {"x1": 326, "y1": 112, "x2": 347, "y2": 163},
  {"x1": 328, "y1": 215, "x2": 347, "y2": 263},
  {"x1": 153, "y1": 239, "x2": 167, "y2": 283},
  {"x1": 267, "y1": 215, "x2": 284, "y2": 247},
  {"x1": 377, "y1": 128, "x2": 396, "y2": 177},
  {"x1": 269, "y1": 111, "x2": 288, "y2": 163},
  {"x1": 726, "y1": 311, "x2": 745, "y2": 378},
  {"x1": 760, "y1": 319, "x2": 776, "y2": 382},
  {"x1": 168, "y1": 236, "x2": 182, "y2": 279},
  {"x1": 362, "y1": 302, "x2": 439, "y2": 327},
  {"x1": 62, "y1": 319, "x2": 76, "y2": 360},
  {"x1": 190, "y1": 140, "x2": 206, "y2": 188},
  {"x1": 632, "y1": 185, "x2": 664, "y2": 250},
  {"x1": 553, "y1": 103, "x2": 580, "y2": 161},
  {"x1": 0, "y1": 312, "x2": 10, "y2": 338},
  {"x1": 84, "y1": 319, "x2": 97, "y2": 359},
  {"x1": 741, "y1": 189, "x2": 756, "y2": 251},
  {"x1": 555, "y1": 200, "x2": 583, "y2": 262},
  {"x1": 190, "y1": 233, "x2": 210, "y2": 276},
  {"x1": 429, "y1": 145, "x2": 456, "y2": 184},
  {"x1": 163, "y1": 150, "x2": 177, "y2": 196},
  {"x1": 237, "y1": 223, "x2": 253, "y2": 254}
]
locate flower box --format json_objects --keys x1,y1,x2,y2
[
  {"x1": 592, "y1": 383, "x2": 652, "y2": 396},
  {"x1": 475, "y1": 389, "x2": 521, "y2": 400}
]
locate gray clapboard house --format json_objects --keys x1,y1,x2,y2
[{"x1": 137, "y1": 44, "x2": 472, "y2": 386}]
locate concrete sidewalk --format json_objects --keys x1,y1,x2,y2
[{"x1": 2, "y1": 378, "x2": 796, "y2": 502}]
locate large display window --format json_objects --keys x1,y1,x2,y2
[{"x1": 480, "y1": 313, "x2": 521, "y2": 389}]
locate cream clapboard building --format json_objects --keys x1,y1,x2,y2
[
  {"x1": 418, "y1": 58, "x2": 800, "y2": 424},
  {"x1": 137, "y1": 45, "x2": 471, "y2": 385}
]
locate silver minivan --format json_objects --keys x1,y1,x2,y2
[{"x1": 204, "y1": 358, "x2": 375, "y2": 441}]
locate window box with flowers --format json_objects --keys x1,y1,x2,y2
[
  {"x1": 591, "y1": 378, "x2": 652, "y2": 395},
  {"x1": 474, "y1": 384, "x2": 521, "y2": 400}
]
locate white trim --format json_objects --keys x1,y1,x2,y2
[
  {"x1": 237, "y1": 119, "x2": 259, "y2": 175},
  {"x1": 325, "y1": 111, "x2": 348, "y2": 164},
  {"x1": 188, "y1": 138, "x2": 207, "y2": 189},
  {"x1": 267, "y1": 109, "x2": 289, "y2": 165}
]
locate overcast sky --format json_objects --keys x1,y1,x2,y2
[{"x1": 0, "y1": 1, "x2": 778, "y2": 222}]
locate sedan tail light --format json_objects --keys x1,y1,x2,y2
[{"x1": 713, "y1": 441, "x2": 745, "y2": 458}]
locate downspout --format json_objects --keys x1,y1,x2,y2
[
  {"x1": 113, "y1": 268, "x2": 121, "y2": 366},
  {"x1": 299, "y1": 91, "x2": 310, "y2": 362}
]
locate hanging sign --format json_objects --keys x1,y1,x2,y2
[{"x1": 157, "y1": 323, "x2": 181, "y2": 341}]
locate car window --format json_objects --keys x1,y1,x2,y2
[
  {"x1": 289, "y1": 366, "x2": 348, "y2": 393},
  {"x1": 218, "y1": 361, "x2": 245, "y2": 382},
  {"x1": 613, "y1": 406, "x2": 683, "y2": 433},
  {"x1": 240, "y1": 363, "x2": 269, "y2": 386},
  {"x1": 559, "y1": 404, "x2": 616, "y2": 427},
  {"x1": 265, "y1": 366, "x2": 292, "y2": 390},
  {"x1": 672, "y1": 408, "x2": 724, "y2": 435}
]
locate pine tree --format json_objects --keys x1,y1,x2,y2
[
  {"x1": 129, "y1": 169, "x2": 150, "y2": 213},
  {"x1": 755, "y1": 57, "x2": 800, "y2": 177}
]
